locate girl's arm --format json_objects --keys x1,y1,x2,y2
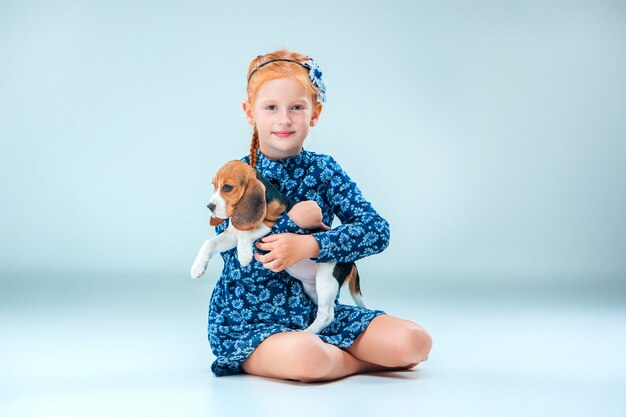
[
  {"x1": 310, "y1": 156, "x2": 390, "y2": 263},
  {"x1": 214, "y1": 203, "x2": 315, "y2": 242},
  {"x1": 269, "y1": 200, "x2": 329, "y2": 234},
  {"x1": 216, "y1": 199, "x2": 325, "y2": 266},
  {"x1": 253, "y1": 201, "x2": 327, "y2": 272},
  {"x1": 255, "y1": 156, "x2": 390, "y2": 270}
]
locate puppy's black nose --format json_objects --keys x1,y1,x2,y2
[{"x1": 207, "y1": 202, "x2": 216, "y2": 211}]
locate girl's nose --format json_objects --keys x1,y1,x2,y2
[{"x1": 278, "y1": 109, "x2": 291, "y2": 125}]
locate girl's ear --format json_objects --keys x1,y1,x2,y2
[
  {"x1": 242, "y1": 101, "x2": 255, "y2": 125},
  {"x1": 231, "y1": 178, "x2": 266, "y2": 231},
  {"x1": 310, "y1": 102, "x2": 323, "y2": 126}
]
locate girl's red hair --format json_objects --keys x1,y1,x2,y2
[{"x1": 246, "y1": 49, "x2": 320, "y2": 167}]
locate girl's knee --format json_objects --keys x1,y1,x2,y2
[
  {"x1": 394, "y1": 323, "x2": 433, "y2": 365},
  {"x1": 284, "y1": 333, "x2": 334, "y2": 382}
]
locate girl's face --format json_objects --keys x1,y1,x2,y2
[{"x1": 243, "y1": 77, "x2": 322, "y2": 160}]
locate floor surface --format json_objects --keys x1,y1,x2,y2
[{"x1": 1, "y1": 273, "x2": 625, "y2": 417}]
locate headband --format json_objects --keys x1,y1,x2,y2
[{"x1": 247, "y1": 58, "x2": 327, "y2": 103}]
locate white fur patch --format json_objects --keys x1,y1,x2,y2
[
  {"x1": 286, "y1": 259, "x2": 318, "y2": 286},
  {"x1": 304, "y1": 263, "x2": 339, "y2": 334},
  {"x1": 208, "y1": 179, "x2": 228, "y2": 219},
  {"x1": 234, "y1": 224, "x2": 271, "y2": 266}
]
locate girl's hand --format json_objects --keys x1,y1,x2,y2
[
  {"x1": 254, "y1": 234, "x2": 320, "y2": 272},
  {"x1": 288, "y1": 201, "x2": 330, "y2": 230}
]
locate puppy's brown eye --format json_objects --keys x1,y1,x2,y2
[{"x1": 223, "y1": 184, "x2": 234, "y2": 192}]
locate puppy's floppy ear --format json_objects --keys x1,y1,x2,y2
[{"x1": 231, "y1": 177, "x2": 266, "y2": 231}]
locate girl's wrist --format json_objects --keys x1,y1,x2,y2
[{"x1": 299, "y1": 234, "x2": 320, "y2": 259}]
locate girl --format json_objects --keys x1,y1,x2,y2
[{"x1": 208, "y1": 49, "x2": 432, "y2": 382}]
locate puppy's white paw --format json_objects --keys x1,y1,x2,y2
[
  {"x1": 304, "y1": 323, "x2": 323, "y2": 334},
  {"x1": 190, "y1": 261, "x2": 207, "y2": 279},
  {"x1": 237, "y1": 247, "x2": 253, "y2": 267},
  {"x1": 238, "y1": 254, "x2": 253, "y2": 267},
  {"x1": 303, "y1": 319, "x2": 329, "y2": 334},
  {"x1": 191, "y1": 252, "x2": 213, "y2": 279},
  {"x1": 304, "y1": 309, "x2": 334, "y2": 334}
]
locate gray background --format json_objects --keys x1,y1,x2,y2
[
  {"x1": 2, "y1": 0, "x2": 624, "y2": 286},
  {"x1": 1, "y1": 1, "x2": 625, "y2": 416}
]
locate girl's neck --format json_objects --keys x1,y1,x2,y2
[{"x1": 259, "y1": 145, "x2": 303, "y2": 161}]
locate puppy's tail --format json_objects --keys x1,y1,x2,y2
[{"x1": 347, "y1": 264, "x2": 366, "y2": 309}]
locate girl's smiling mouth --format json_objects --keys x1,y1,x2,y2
[{"x1": 272, "y1": 131, "x2": 295, "y2": 138}]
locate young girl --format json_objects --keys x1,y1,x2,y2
[{"x1": 207, "y1": 49, "x2": 432, "y2": 382}]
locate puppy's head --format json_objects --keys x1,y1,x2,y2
[{"x1": 207, "y1": 160, "x2": 266, "y2": 230}]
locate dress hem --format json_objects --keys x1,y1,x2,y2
[{"x1": 210, "y1": 310, "x2": 387, "y2": 377}]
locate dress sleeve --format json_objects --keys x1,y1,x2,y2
[
  {"x1": 269, "y1": 212, "x2": 306, "y2": 235},
  {"x1": 214, "y1": 198, "x2": 305, "y2": 237},
  {"x1": 214, "y1": 213, "x2": 306, "y2": 260},
  {"x1": 311, "y1": 156, "x2": 390, "y2": 263}
]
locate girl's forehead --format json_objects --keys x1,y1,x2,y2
[{"x1": 255, "y1": 77, "x2": 311, "y2": 102}]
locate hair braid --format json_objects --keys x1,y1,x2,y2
[{"x1": 249, "y1": 127, "x2": 259, "y2": 167}]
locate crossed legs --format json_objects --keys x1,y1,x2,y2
[{"x1": 241, "y1": 315, "x2": 432, "y2": 383}]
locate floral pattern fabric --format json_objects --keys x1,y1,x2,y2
[{"x1": 208, "y1": 149, "x2": 390, "y2": 376}]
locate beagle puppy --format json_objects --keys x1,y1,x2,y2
[{"x1": 190, "y1": 160, "x2": 366, "y2": 334}]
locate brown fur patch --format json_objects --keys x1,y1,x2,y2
[
  {"x1": 265, "y1": 200, "x2": 288, "y2": 223},
  {"x1": 210, "y1": 217, "x2": 225, "y2": 226},
  {"x1": 346, "y1": 265, "x2": 362, "y2": 297},
  {"x1": 213, "y1": 161, "x2": 255, "y2": 217},
  {"x1": 262, "y1": 219, "x2": 276, "y2": 228},
  {"x1": 212, "y1": 160, "x2": 288, "y2": 231}
]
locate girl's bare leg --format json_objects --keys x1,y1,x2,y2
[
  {"x1": 241, "y1": 315, "x2": 432, "y2": 383},
  {"x1": 241, "y1": 331, "x2": 407, "y2": 383},
  {"x1": 345, "y1": 314, "x2": 433, "y2": 368}
]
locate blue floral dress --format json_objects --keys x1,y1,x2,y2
[{"x1": 208, "y1": 149, "x2": 390, "y2": 376}]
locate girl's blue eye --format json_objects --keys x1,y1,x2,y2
[{"x1": 265, "y1": 105, "x2": 305, "y2": 111}]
